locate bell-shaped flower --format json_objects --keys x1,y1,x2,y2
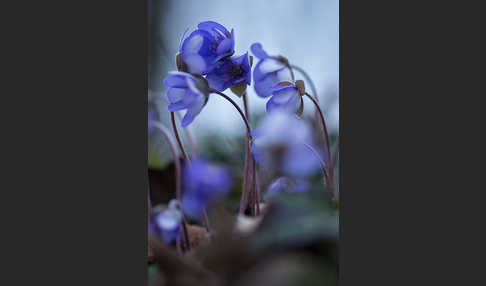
[
  {"x1": 163, "y1": 71, "x2": 210, "y2": 127},
  {"x1": 266, "y1": 82, "x2": 302, "y2": 114},
  {"x1": 179, "y1": 21, "x2": 235, "y2": 75},
  {"x1": 251, "y1": 111, "x2": 322, "y2": 178},
  {"x1": 251, "y1": 43, "x2": 293, "y2": 98}
]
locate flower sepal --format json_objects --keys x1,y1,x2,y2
[
  {"x1": 230, "y1": 81, "x2": 247, "y2": 97},
  {"x1": 295, "y1": 80, "x2": 306, "y2": 96},
  {"x1": 176, "y1": 53, "x2": 188, "y2": 73}
]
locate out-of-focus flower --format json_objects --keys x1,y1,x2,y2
[
  {"x1": 179, "y1": 21, "x2": 235, "y2": 75},
  {"x1": 251, "y1": 111, "x2": 322, "y2": 178},
  {"x1": 206, "y1": 52, "x2": 251, "y2": 92},
  {"x1": 182, "y1": 159, "x2": 232, "y2": 219},
  {"x1": 154, "y1": 199, "x2": 182, "y2": 244},
  {"x1": 251, "y1": 43, "x2": 292, "y2": 98},
  {"x1": 264, "y1": 177, "x2": 311, "y2": 199},
  {"x1": 163, "y1": 71, "x2": 210, "y2": 127}
]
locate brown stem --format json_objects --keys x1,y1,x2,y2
[
  {"x1": 171, "y1": 113, "x2": 211, "y2": 234},
  {"x1": 150, "y1": 121, "x2": 189, "y2": 251},
  {"x1": 210, "y1": 89, "x2": 253, "y2": 214},
  {"x1": 171, "y1": 112, "x2": 189, "y2": 161},
  {"x1": 304, "y1": 93, "x2": 332, "y2": 168},
  {"x1": 175, "y1": 111, "x2": 198, "y2": 156},
  {"x1": 251, "y1": 157, "x2": 257, "y2": 216},
  {"x1": 303, "y1": 142, "x2": 334, "y2": 199}
]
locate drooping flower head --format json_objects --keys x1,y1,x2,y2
[
  {"x1": 251, "y1": 43, "x2": 293, "y2": 98},
  {"x1": 251, "y1": 111, "x2": 322, "y2": 178},
  {"x1": 154, "y1": 199, "x2": 182, "y2": 244},
  {"x1": 163, "y1": 71, "x2": 210, "y2": 127},
  {"x1": 206, "y1": 52, "x2": 251, "y2": 92},
  {"x1": 266, "y1": 81, "x2": 304, "y2": 114},
  {"x1": 179, "y1": 21, "x2": 235, "y2": 75},
  {"x1": 182, "y1": 159, "x2": 232, "y2": 219}
]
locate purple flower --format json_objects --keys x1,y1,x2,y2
[
  {"x1": 251, "y1": 111, "x2": 322, "y2": 178},
  {"x1": 182, "y1": 159, "x2": 232, "y2": 219},
  {"x1": 206, "y1": 52, "x2": 251, "y2": 92},
  {"x1": 266, "y1": 83, "x2": 301, "y2": 114},
  {"x1": 163, "y1": 71, "x2": 209, "y2": 127},
  {"x1": 251, "y1": 43, "x2": 292, "y2": 98},
  {"x1": 179, "y1": 21, "x2": 235, "y2": 75},
  {"x1": 154, "y1": 200, "x2": 182, "y2": 244}
]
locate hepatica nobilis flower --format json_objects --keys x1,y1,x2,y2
[
  {"x1": 179, "y1": 21, "x2": 235, "y2": 75},
  {"x1": 154, "y1": 200, "x2": 183, "y2": 244},
  {"x1": 163, "y1": 71, "x2": 210, "y2": 127},
  {"x1": 182, "y1": 159, "x2": 232, "y2": 219},
  {"x1": 206, "y1": 52, "x2": 251, "y2": 92},
  {"x1": 251, "y1": 43, "x2": 293, "y2": 99},
  {"x1": 251, "y1": 111, "x2": 322, "y2": 178},
  {"x1": 266, "y1": 81, "x2": 305, "y2": 114}
]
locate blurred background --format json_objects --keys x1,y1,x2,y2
[{"x1": 149, "y1": 0, "x2": 338, "y2": 170}]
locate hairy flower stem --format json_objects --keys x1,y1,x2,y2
[
  {"x1": 242, "y1": 92, "x2": 258, "y2": 216},
  {"x1": 304, "y1": 93, "x2": 332, "y2": 170},
  {"x1": 175, "y1": 111, "x2": 198, "y2": 156},
  {"x1": 209, "y1": 89, "x2": 253, "y2": 214},
  {"x1": 291, "y1": 64, "x2": 322, "y2": 139},
  {"x1": 150, "y1": 121, "x2": 190, "y2": 252},
  {"x1": 171, "y1": 112, "x2": 211, "y2": 234}
]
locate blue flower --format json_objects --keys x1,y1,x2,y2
[
  {"x1": 182, "y1": 159, "x2": 232, "y2": 219},
  {"x1": 251, "y1": 43, "x2": 292, "y2": 98},
  {"x1": 179, "y1": 21, "x2": 235, "y2": 75},
  {"x1": 163, "y1": 71, "x2": 209, "y2": 127},
  {"x1": 154, "y1": 200, "x2": 182, "y2": 244},
  {"x1": 206, "y1": 52, "x2": 251, "y2": 92},
  {"x1": 266, "y1": 83, "x2": 301, "y2": 114},
  {"x1": 251, "y1": 111, "x2": 322, "y2": 178}
]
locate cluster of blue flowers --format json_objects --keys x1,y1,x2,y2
[{"x1": 154, "y1": 21, "x2": 329, "y2": 242}]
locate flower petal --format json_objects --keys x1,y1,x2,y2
[
  {"x1": 198, "y1": 21, "x2": 230, "y2": 38},
  {"x1": 163, "y1": 73, "x2": 190, "y2": 88},
  {"x1": 254, "y1": 72, "x2": 280, "y2": 98},
  {"x1": 283, "y1": 143, "x2": 321, "y2": 177},
  {"x1": 259, "y1": 58, "x2": 286, "y2": 74},
  {"x1": 166, "y1": 88, "x2": 186, "y2": 103},
  {"x1": 183, "y1": 53, "x2": 208, "y2": 75},
  {"x1": 181, "y1": 94, "x2": 205, "y2": 127},
  {"x1": 250, "y1": 43, "x2": 270, "y2": 59},
  {"x1": 215, "y1": 37, "x2": 231, "y2": 55}
]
